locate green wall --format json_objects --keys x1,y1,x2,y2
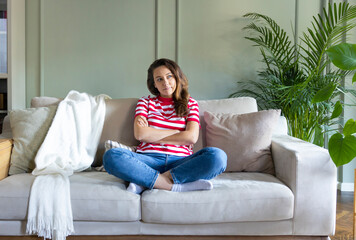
[
  {"x1": 25, "y1": 0, "x2": 356, "y2": 188},
  {"x1": 26, "y1": 0, "x2": 300, "y2": 102}
]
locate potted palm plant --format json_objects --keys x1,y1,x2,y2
[{"x1": 230, "y1": 2, "x2": 356, "y2": 147}]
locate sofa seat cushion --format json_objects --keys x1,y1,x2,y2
[
  {"x1": 0, "y1": 172, "x2": 140, "y2": 221},
  {"x1": 141, "y1": 172, "x2": 294, "y2": 224}
]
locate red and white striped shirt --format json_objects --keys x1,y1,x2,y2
[{"x1": 134, "y1": 95, "x2": 200, "y2": 156}]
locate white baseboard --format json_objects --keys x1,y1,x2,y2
[{"x1": 337, "y1": 182, "x2": 354, "y2": 192}]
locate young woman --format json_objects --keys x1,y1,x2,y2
[{"x1": 103, "y1": 58, "x2": 227, "y2": 194}]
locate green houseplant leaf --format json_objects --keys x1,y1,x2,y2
[
  {"x1": 343, "y1": 118, "x2": 356, "y2": 135},
  {"x1": 326, "y1": 43, "x2": 356, "y2": 70},
  {"x1": 313, "y1": 124, "x2": 324, "y2": 147},
  {"x1": 312, "y1": 83, "x2": 336, "y2": 103},
  {"x1": 329, "y1": 133, "x2": 356, "y2": 167},
  {"x1": 330, "y1": 101, "x2": 343, "y2": 119}
]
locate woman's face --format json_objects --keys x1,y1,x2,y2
[{"x1": 153, "y1": 66, "x2": 177, "y2": 98}]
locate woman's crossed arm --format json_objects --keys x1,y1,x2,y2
[{"x1": 134, "y1": 115, "x2": 199, "y2": 145}]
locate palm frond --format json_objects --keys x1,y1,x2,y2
[
  {"x1": 243, "y1": 13, "x2": 296, "y2": 70},
  {"x1": 300, "y1": 2, "x2": 356, "y2": 75}
]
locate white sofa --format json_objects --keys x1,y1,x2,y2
[{"x1": 0, "y1": 96, "x2": 336, "y2": 239}]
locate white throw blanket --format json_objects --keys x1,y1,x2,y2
[{"x1": 26, "y1": 91, "x2": 108, "y2": 240}]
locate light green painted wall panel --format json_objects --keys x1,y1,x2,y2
[
  {"x1": 157, "y1": 0, "x2": 176, "y2": 60},
  {"x1": 26, "y1": 0, "x2": 40, "y2": 107},
  {"x1": 297, "y1": 0, "x2": 322, "y2": 44},
  {"x1": 41, "y1": 0, "x2": 156, "y2": 99},
  {"x1": 177, "y1": 0, "x2": 295, "y2": 100}
]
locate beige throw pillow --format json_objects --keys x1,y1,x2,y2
[
  {"x1": 94, "y1": 140, "x2": 137, "y2": 172},
  {"x1": 9, "y1": 106, "x2": 57, "y2": 175},
  {"x1": 104, "y1": 140, "x2": 137, "y2": 152},
  {"x1": 203, "y1": 110, "x2": 281, "y2": 174}
]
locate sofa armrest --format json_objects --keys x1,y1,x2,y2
[
  {"x1": 271, "y1": 134, "x2": 337, "y2": 236},
  {"x1": 0, "y1": 139, "x2": 12, "y2": 181}
]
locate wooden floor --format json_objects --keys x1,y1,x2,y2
[{"x1": 330, "y1": 191, "x2": 353, "y2": 240}]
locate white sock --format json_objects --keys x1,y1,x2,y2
[
  {"x1": 171, "y1": 179, "x2": 213, "y2": 192},
  {"x1": 127, "y1": 182, "x2": 146, "y2": 194}
]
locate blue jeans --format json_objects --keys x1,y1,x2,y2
[{"x1": 103, "y1": 147, "x2": 227, "y2": 189}]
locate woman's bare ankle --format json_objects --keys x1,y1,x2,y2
[
  {"x1": 161, "y1": 171, "x2": 173, "y2": 181},
  {"x1": 153, "y1": 173, "x2": 173, "y2": 190}
]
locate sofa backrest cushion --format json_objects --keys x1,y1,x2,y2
[
  {"x1": 94, "y1": 98, "x2": 140, "y2": 166},
  {"x1": 30, "y1": 96, "x2": 259, "y2": 166}
]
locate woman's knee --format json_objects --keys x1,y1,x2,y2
[
  {"x1": 203, "y1": 147, "x2": 227, "y2": 172},
  {"x1": 103, "y1": 148, "x2": 130, "y2": 172},
  {"x1": 103, "y1": 149, "x2": 115, "y2": 173}
]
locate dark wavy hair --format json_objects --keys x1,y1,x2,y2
[{"x1": 147, "y1": 58, "x2": 190, "y2": 117}]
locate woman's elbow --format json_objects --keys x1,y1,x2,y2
[
  {"x1": 134, "y1": 129, "x2": 145, "y2": 142},
  {"x1": 134, "y1": 134, "x2": 142, "y2": 142},
  {"x1": 186, "y1": 133, "x2": 198, "y2": 145}
]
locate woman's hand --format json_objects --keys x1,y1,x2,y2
[{"x1": 136, "y1": 115, "x2": 148, "y2": 127}]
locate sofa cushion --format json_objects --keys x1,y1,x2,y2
[
  {"x1": 204, "y1": 110, "x2": 280, "y2": 174},
  {"x1": 27, "y1": 96, "x2": 259, "y2": 166},
  {"x1": 194, "y1": 97, "x2": 258, "y2": 152},
  {"x1": 141, "y1": 172, "x2": 294, "y2": 224},
  {"x1": 95, "y1": 98, "x2": 140, "y2": 166},
  {"x1": 104, "y1": 140, "x2": 137, "y2": 152},
  {"x1": 9, "y1": 106, "x2": 57, "y2": 175},
  {"x1": 31, "y1": 96, "x2": 62, "y2": 108},
  {"x1": 0, "y1": 172, "x2": 140, "y2": 221}
]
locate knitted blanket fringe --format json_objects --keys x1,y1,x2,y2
[{"x1": 27, "y1": 215, "x2": 73, "y2": 239}]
